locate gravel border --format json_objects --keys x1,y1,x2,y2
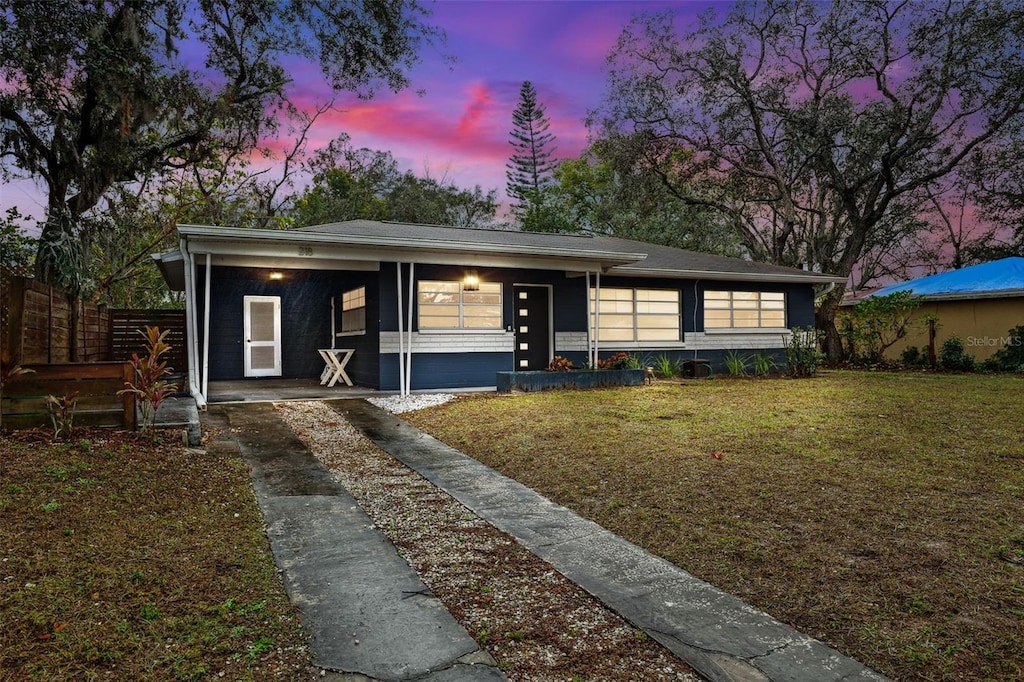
[
  {"x1": 276, "y1": 401, "x2": 699, "y2": 681},
  {"x1": 367, "y1": 393, "x2": 456, "y2": 414}
]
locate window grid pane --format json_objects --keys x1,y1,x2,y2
[
  {"x1": 703, "y1": 291, "x2": 786, "y2": 329},
  {"x1": 590, "y1": 287, "x2": 679, "y2": 342},
  {"x1": 418, "y1": 280, "x2": 502, "y2": 330},
  {"x1": 341, "y1": 286, "x2": 366, "y2": 333}
]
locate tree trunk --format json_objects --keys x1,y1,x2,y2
[{"x1": 816, "y1": 287, "x2": 845, "y2": 362}]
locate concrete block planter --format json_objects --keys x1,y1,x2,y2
[{"x1": 496, "y1": 368, "x2": 646, "y2": 393}]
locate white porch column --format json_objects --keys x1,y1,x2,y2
[
  {"x1": 201, "y1": 254, "x2": 212, "y2": 404},
  {"x1": 396, "y1": 262, "x2": 406, "y2": 396},
  {"x1": 180, "y1": 239, "x2": 206, "y2": 409},
  {"x1": 406, "y1": 262, "x2": 415, "y2": 395},
  {"x1": 585, "y1": 271, "x2": 593, "y2": 367},
  {"x1": 594, "y1": 270, "x2": 601, "y2": 367}
]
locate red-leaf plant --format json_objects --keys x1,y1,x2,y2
[{"x1": 118, "y1": 326, "x2": 178, "y2": 432}]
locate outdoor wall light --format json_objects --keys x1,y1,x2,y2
[
  {"x1": 463, "y1": 269, "x2": 480, "y2": 291},
  {"x1": 268, "y1": 271, "x2": 284, "y2": 281}
]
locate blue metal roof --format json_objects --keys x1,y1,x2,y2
[{"x1": 872, "y1": 257, "x2": 1024, "y2": 297}]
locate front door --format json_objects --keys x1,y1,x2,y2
[
  {"x1": 243, "y1": 295, "x2": 282, "y2": 377},
  {"x1": 513, "y1": 285, "x2": 551, "y2": 370}
]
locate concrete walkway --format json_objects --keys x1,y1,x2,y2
[
  {"x1": 331, "y1": 399, "x2": 889, "y2": 682},
  {"x1": 211, "y1": 403, "x2": 506, "y2": 681}
]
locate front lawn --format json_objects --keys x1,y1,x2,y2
[
  {"x1": 0, "y1": 430, "x2": 310, "y2": 681},
  {"x1": 405, "y1": 371, "x2": 1024, "y2": 681}
]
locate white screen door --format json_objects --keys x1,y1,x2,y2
[{"x1": 243, "y1": 295, "x2": 282, "y2": 377}]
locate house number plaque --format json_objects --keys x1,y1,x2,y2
[{"x1": 298, "y1": 246, "x2": 313, "y2": 256}]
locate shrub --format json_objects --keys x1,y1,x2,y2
[
  {"x1": 901, "y1": 345, "x2": 924, "y2": 366},
  {"x1": 118, "y1": 326, "x2": 179, "y2": 431},
  {"x1": 752, "y1": 352, "x2": 777, "y2": 376},
  {"x1": 839, "y1": 291, "x2": 924, "y2": 364},
  {"x1": 989, "y1": 324, "x2": 1024, "y2": 371},
  {"x1": 597, "y1": 351, "x2": 633, "y2": 370},
  {"x1": 785, "y1": 327, "x2": 824, "y2": 377},
  {"x1": 652, "y1": 354, "x2": 680, "y2": 378},
  {"x1": 724, "y1": 350, "x2": 749, "y2": 376},
  {"x1": 939, "y1": 336, "x2": 975, "y2": 372},
  {"x1": 45, "y1": 392, "x2": 79, "y2": 441},
  {"x1": 546, "y1": 356, "x2": 574, "y2": 372}
]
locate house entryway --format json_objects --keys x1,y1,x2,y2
[
  {"x1": 513, "y1": 285, "x2": 551, "y2": 371},
  {"x1": 243, "y1": 295, "x2": 282, "y2": 377}
]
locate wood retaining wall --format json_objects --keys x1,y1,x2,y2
[{"x1": 1, "y1": 362, "x2": 136, "y2": 431}]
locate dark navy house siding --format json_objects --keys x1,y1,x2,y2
[
  {"x1": 202, "y1": 261, "x2": 821, "y2": 387},
  {"x1": 202, "y1": 266, "x2": 372, "y2": 382}
]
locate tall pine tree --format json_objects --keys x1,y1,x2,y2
[{"x1": 506, "y1": 81, "x2": 563, "y2": 231}]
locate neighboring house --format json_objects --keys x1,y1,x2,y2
[
  {"x1": 863, "y1": 257, "x2": 1024, "y2": 362},
  {"x1": 154, "y1": 220, "x2": 843, "y2": 406}
]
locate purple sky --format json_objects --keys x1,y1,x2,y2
[
  {"x1": 294, "y1": 0, "x2": 699, "y2": 203},
  {"x1": 1, "y1": 0, "x2": 706, "y2": 224}
]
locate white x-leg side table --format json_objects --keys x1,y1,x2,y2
[{"x1": 318, "y1": 348, "x2": 355, "y2": 387}]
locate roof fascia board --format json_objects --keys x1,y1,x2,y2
[
  {"x1": 196, "y1": 253, "x2": 381, "y2": 271},
  {"x1": 612, "y1": 266, "x2": 848, "y2": 285},
  {"x1": 186, "y1": 238, "x2": 613, "y2": 272},
  {"x1": 178, "y1": 224, "x2": 645, "y2": 267}
]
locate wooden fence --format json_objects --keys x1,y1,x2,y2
[
  {"x1": 2, "y1": 271, "x2": 187, "y2": 373},
  {"x1": 109, "y1": 309, "x2": 187, "y2": 376},
  {"x1": 0, "y1": 362, "x2": 136, "y2": 430},
  {"x1": 1, "y1": 274, "x2": 109, "y2": 363}
]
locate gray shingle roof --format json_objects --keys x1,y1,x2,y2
[{"x1": 299, "y1": 220, "x2": 844, "y2": 284}]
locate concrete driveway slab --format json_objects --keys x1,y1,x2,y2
[{"x1": 217, "y1": 403, "x2": 505, "y2": 681}]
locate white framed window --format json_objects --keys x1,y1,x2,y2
[
  {"x1": 418, "y1": 280, "x2": 502, "y2": 330},
  {"x1": 339, "y1": 286, "x2": 366, "y2": 335},
  {"x1": 704, "y1": 290, "x2": 786, "y2": 329},
  {"x1": 589, "y1": 287, "x2": 680, "y2": 342}
]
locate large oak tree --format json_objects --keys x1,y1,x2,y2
[
  {"x1": 592, "y1": 0, "x2": 1024, "y2": 358},
  {"x1": 0, "y1": 0, "x2": 443, "y2": 293}
]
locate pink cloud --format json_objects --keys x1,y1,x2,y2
[{"x1": 457, "y1": 81, "x2": 496, "y2": 136}]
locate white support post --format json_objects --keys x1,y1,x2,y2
[
  {"x1": 406, "y1": 262, "x2": 415, "y2": 395},
  {"x1": 330, "y1": 296, "x2": 336, "y2": 349},
  {"x1": 396, "y1": 262, "x2": 405, "y2": 396},
  {"x1": 585, "y1": 271, "x2": 593, "y2": 368},
  {"x1": 180, "y1": 239, "x2": 202, "y2": 406},
  {"x1": 201, "y1": 254, "x2": 212, "y2": 404},
  {"x1": 594, "y1": 270, "x2": 601, "y2": 367}
]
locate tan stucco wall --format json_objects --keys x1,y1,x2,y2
[{"x1": 885, "y1": 297, "x2": 1024, "y2": 362}]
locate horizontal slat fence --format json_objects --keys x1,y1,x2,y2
[
  {"x1": 109, "y1": 309, "x2": 187, "y2": 373},
  {"x1": 0, "y1": 362, "x2": 135, "y2": 431}
]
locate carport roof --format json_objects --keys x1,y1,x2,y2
[{"x1": 157, "y1": 220, "x2": 846, "y2": 288}]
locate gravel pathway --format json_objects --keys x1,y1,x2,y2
[{"x1": 275, "y1": 400, "x2": 700, "y2": 681}]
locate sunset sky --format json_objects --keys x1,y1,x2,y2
[
  {"x1": 1, "y1": 0, "x2": 705, "y2": 224},
  {"x1": 297, "y1": 0, "x2": 696, "y2": 200}
]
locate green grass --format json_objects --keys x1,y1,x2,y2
[
  {"x1": 0, "y1": 431, "x2": 309, "y2": 680},
  {"x1": 406, "y1": 371, "x2": 1024, "y2": 681}
]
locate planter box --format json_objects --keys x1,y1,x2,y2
[{"x1": 496, "y1": 368, "x2": 646, "y2": 393}]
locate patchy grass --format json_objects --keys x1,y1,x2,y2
[
  {"x1": 406, "y1": 371, "x2": 1024, "y2": 681},
  {"x1": 0, "y1": 430, "x2": 310, "y2": 681}
]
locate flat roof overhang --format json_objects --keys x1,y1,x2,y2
[{"x1": 175, "y1": 224, "x2": 647, "y2": 274}]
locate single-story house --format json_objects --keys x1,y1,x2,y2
[
  {"x1": 154, "y1": 220, "x2": 844, "y2": 406},
  {"x1": 859, "y1": 257, "x2": 1024, "y2": 362}
]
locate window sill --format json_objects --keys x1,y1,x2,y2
[
  {"x1": 591, "y1": 341, "x2": 687, "y2": 350},
  {"x1": 416, "y1": 328, "x2": 511, "y2": 335},
  {"x1": 703, "y1": 327, "x2": 790, "y2": 335}
]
